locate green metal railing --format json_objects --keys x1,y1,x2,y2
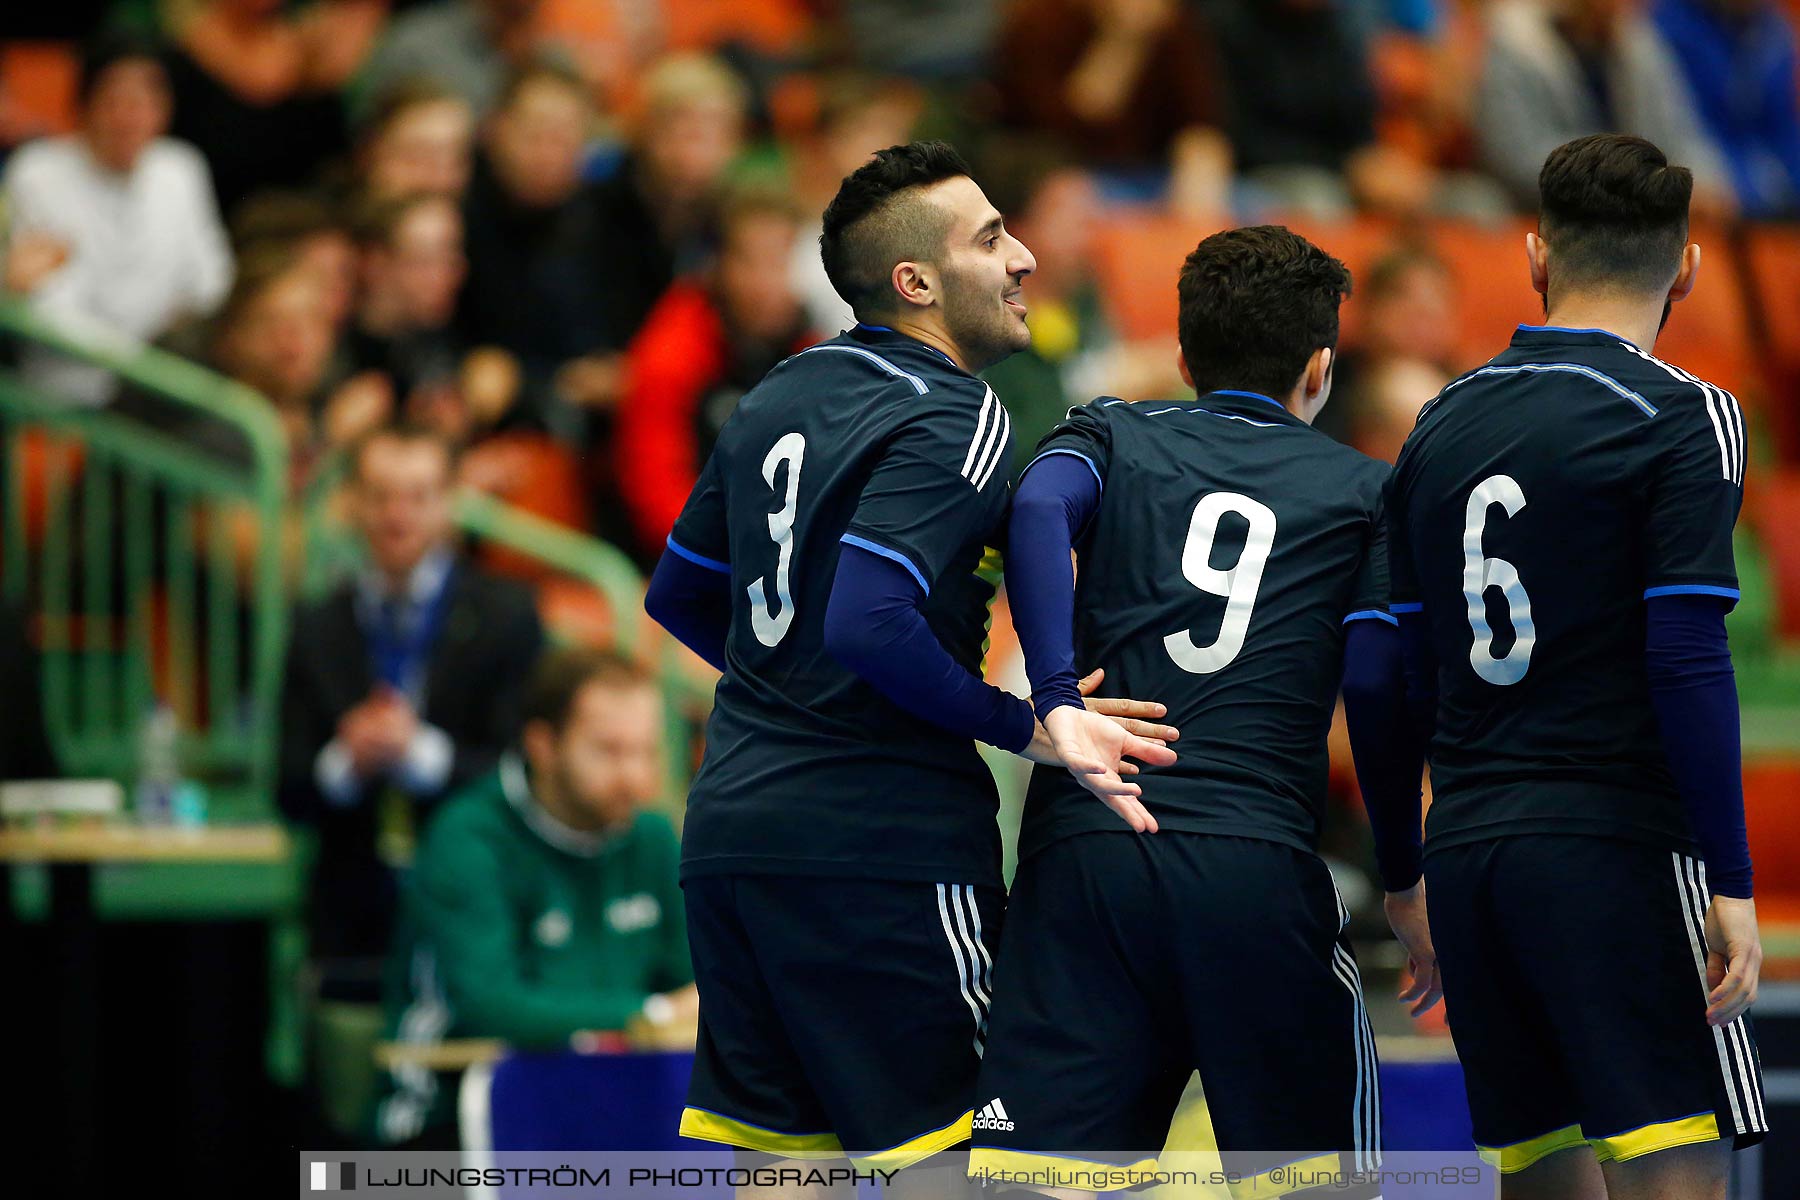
[{"x1": 0, "y1": 299, "x2": 290, "y2": 815}]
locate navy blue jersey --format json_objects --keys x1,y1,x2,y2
[
  {"x1": 669, "y1": 324, "x2": 1016, "y2": 885},
  {"x1": 1018, "y1": 391, "x2": 1391, "y2": 862},
  {"x1": 1388, "y1": 325, "x2": 1746, "y2": 854}
]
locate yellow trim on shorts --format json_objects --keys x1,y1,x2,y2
[
  {"x1": 1229, "y1": 1151, "x2": 1348, "y2": 1199},
  {"x1": 967, "y1": 1147, "x2": 1162, "y2": 1191},
  {"x1": 1590, "y1": 1112, "x2": 1722, "y2": 1164},
  {"x1": 852, "y1": 1110, "x2": 974, "y2": 1172},
  {"x1": 1476, "y1": 1124, "x2": 1588, "y2": 1174},
  {"x1": 677, "y1": 1106, "x2": 844, "y2": 1159}
]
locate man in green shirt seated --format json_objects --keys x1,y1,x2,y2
[{"x1": 375, "y1": 647, "x2": 696, "y2": 1147}]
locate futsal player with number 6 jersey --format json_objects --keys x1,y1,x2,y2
[
  {"x1": 643, "y1": 142, "x2": 1174, "y2": 1189},
  {"x1": 969, "y1": 226, "x2": 1438, "y2": 1199},
  {"x1": 1388, "y1": 135, "x2": 1765, "y2": 1199}
]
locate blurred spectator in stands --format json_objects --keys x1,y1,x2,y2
[
  {"x1": 343, "y1": 192, "x2": 515, "y2": 445},
  {"x1": 839, "y1": 0, "x2": 1003, "y2": 82},
  {"x1": 374, "y1": 647, "x2": 692, "y2": 1148},
  {"x1": 615, "y1": 189, "x2": 818, "y2": 559},
  {"x1": 1211, "y1": 0, "x2": 1454, "y2": 218},
  {"x1": 358, "y1": 0, "x2": 562, "y2": 122},
  {"x1": 976, "y1": 149, "x2": 1184, "y2": 472},
  {"x1": 786, "y1": 74, "x2": 924, "y2": 336},
  {"x1": 1650, "y1": 0, "x2": 1800, "y2": 218},
  {"x1": 1475, "y1": 0, "x2": 1732, "y2": 213},
  {"x1": 116, "y1": 246, "x2": 365, "y2": 493},
  {"x1": 2, "y1": 32, "x2": 231, "y2": 406},
  {"x1": 231, "y1": 190, "x2": 358, "y2": 331},
  {"x1": 354, "y1": 80, "x2": 476, "y2": 203},
  {"x1": 280, "y1": 423, "x2": 544, "y2": 1001},
  {"x1": 588, "y1": 54, "x2": 748, "y2": 369},
  {"x1": 995, "y1": 0, "x2": 1232, "y2": 216},
  {"x1": 1319, "y1": 244, "x2": 1456, "y2": 462},
  {"x1": 457, "y1": 62, "x2": 610, "y2": 437},
  {"x1": 164, "y1": 0, "x2": 377, "y2": 216}
]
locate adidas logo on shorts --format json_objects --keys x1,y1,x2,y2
[{"x1": 972, "y1": 1099, "x2": 1014, "y2": 1132}]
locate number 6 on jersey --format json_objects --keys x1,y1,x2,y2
[{"x1": 1463, "y1": 473, "x2": 1535, "y2": 685}]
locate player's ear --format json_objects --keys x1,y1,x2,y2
[
  {"x1": 1304, "y1": 346, "x2": 1333, "y2": 411},
  {"x1": 1669, "y1": 242, "x2": 1700, "y2": 305},
  {"x1": 1525, "y1": 231, "x2": 1550, "y2": 298},
  {"x1": 892, "y1": 260, "x2": 934, "y2": 310},
  {"x1": 1176, "y1": 352, "x2": 1194, "y2": 392}
]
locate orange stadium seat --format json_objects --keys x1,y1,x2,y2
[
  {"x1": 1428, "y1": 220, "x2": 1540, "y2": 368},
  {"x1": 459, "y1": 432, "x2": 590, "y2": 585},
  {"x1": 1743, "y1": 761, "x2": 1800, "y2": 925},
  {"x1": 1089, "y1": 210, "x2": 1225, "y2": 342},
  {"x1": 1750, "y1": 470, "x2": 1800, "y2": 640},
  {"x1": 0, "y1": 41, "x2": 78, "y2": 137},
  {"x1": 1743, "y1": 224, "x2": 1800, "y2": 457}
]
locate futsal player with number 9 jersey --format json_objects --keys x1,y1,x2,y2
[
  {"x1": 643, "y1": 142, "x2": 1174, "y2": 1184},
  {"x1": 1388, "y1": 135, "x2": 1766, "y2": 1198},
  {"x1": 970, "y1": 226, "x2": 1436, "y2": 1199}
]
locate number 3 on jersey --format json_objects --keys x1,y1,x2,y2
[
  {"x1": 1164, "y1": 492, "x2": 1278, "y2": 674},
  {"x1": 749, "y1": 432, "x2": 804, "y2": 646},
  {"x1": 1463, "y1": 473, "x2": 1535, "y2": 685}
]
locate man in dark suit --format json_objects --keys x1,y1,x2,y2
[{"x1": 280, "y1": 423, "x2": 543, "y2": 998}]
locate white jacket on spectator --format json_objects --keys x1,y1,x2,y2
[
  {"x1": 1476, "y1": 0, "x2": 1729, "y2": 205},
  {"x1": 3, "y1": 135, "x2": 233, "y2": 405}
]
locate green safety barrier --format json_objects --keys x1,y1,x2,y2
[{"x1": 0, "y1": 298, "x2": 290, "y2": 816}]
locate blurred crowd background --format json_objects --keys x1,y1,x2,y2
[{"x1": 3, "y1": 0, "x2": 1800, "y2": 1192}]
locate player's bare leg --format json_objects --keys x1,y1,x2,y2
[
  {"x1": 1597, "y1": 1140, "x2": 1729, "y2": 1200},
  {"x1": 1500, "y1": 1144, "x2": 1605, "y2": 1200}
]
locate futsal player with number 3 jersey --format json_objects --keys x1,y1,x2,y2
[
  {"x1": 1388, "y1": 135, "x2": 1766, "y2": 1199},
  {"x1": 643, "y1": 142, "x2": 1174, "y2": 1191}
]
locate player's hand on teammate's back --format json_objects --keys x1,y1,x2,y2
[
  {"x1": 1075, "y1": 668, "x2": 1181, "y2": 743},
  {"x1": 1383, "y1": 883, "x2": 1443, "y2": 1017},
  {"x1": 1704, "y1": 895, "x2": 1762, "y2": 1026},
  {"x1": 1035, "y1": 703, "x2": 1175, "y2": 834}
]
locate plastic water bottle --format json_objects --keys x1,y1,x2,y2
[{"x1": 135, "y1": 703, "x2": 180, "y2": 825}]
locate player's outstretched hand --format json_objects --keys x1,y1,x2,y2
[
  {"x1": 1039, "y1": 704, "x2": 1173, "y2": 833},
  {"x1": 1384, "y1": 882, "x2": 1443, "y2": 1018},
  {"x1": 1075, "y1": 668, "x2": 1181, "y2": 743},
  {"x1": 1704, "y1": 895, "x2": 1762, "y2": 1027}
]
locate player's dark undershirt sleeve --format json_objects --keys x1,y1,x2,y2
[
  {"x1": 1645, "y1": 594, "x2": 1753, "y2": 898},
  {"x1": 823, "y1": 544, "x2": 1035, "y2": 752},
  {"x1": 1341, "y1": 485, "x2": 1421, "y2": 891},
  {"x1": 644, "y1": 548, "x2": 729, "y2": 672},
  {"x1": 1383, "y1": 470, "x2": 1438, "y2": 745},
  {"x1": 1341, "y1": 620, "x2": 1425, "y2": 892},
  {"x1": 1006, "y1": 403, "x2": 1114, "y2": 722},
  {"x1": 1008, "y1": 453, "x2": 1104, "y2": 724}
]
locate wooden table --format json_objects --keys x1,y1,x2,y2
[{"x1": 0, "y1": 821, "x2": 290, "y2": 1189}]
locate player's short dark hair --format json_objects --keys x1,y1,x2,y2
[
  {"x1": 78, "y1": 30, "x2": 167, "y2": 105},
  {"x1": 348, "y1": 421, "x2": 462, "y2": 485},
  {"x1": 1177, "y1": 226, "x2": 1352, "y2": 400},
  {"x1": 819, "y1": 140, "x2": 972, "y2": 318},
  {"x1": 1538, "y1": 134, "x2": 1692, "y2": 295},
  {"x1": 523, "y1": 647, "x2": 657, "y2": 732}
]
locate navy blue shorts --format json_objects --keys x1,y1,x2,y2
[
  {"x1": 680, "y1": 873, "x2": 1003, "y2": 1170},
  {"x1": 1425, "y1": 835, "x2": 1768, "y2": 1173},
  {"x1": 969, "y1": 832, "x2": 1380, "y2": 1195}
]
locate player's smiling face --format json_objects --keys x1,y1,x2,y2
[{"x1": 928, "y1": 176, "x2": 1037, "y2": 372}]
